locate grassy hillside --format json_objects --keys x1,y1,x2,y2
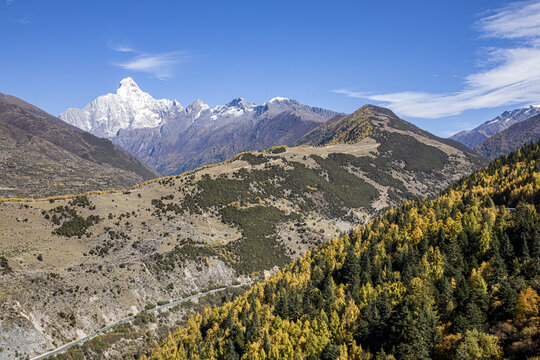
[
  {"x1": 296, "y1": 105, "x2": 483, "y2": 158},
  {"x1": 0, "y1": 106, "x2": 484, "y2": 359},
  {"x1": 0, "y1": 94, "x2": 157, "y2": 198},
  {"x1": 143, "y1": 141, "x2": 540, "y2": 360},
  {"x1": 474, "y1": 115, "x2": 540, "y2": 160}
]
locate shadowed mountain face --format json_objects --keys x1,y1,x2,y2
[
  {"x1": 474, "y1": 113, "x2": 540, "y2": 159},
  {"x1": 120, "y1": 107, "x2": 334, "y2": 175},
  {"x1": 0, "y1": 93, "x2": 157, "y2": 198},
  {"x1": 60, "y1": 79, "x2": 338, "y2": 175},
  {"x1": 450, "y1": 105, "x2": 540, "y2": 148}
]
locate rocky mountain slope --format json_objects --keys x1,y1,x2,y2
[
  {"x1": 450, "y1": 104, "x2": 540, "y2": 148},
  {"x1": 143, "y1": 141, "x2": 540, "y2": 360},
  {"x1": 474, "y1": 113, "x2": 540, "y2": 160},
  {"x1": 0, "y1": 93, "x2": 157, "y2": 198},
  {"x1": 59, "y1": 78, "x2": 338, "y2": 175},
  {"x1": 0, "y1": 105, "x2": 483, "y2": 359}
]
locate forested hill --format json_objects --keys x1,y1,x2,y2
[{"x1": 143, "y1": 141, "x2": 540, "y2": 360}]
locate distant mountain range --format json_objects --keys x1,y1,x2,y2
[
  {"x1": 0, "y1": 93, "x2": 157, "y2": 198},
  {"x1": 60, "y1": 78, "x2": 338, "y2": 175},
  {"x1": 450, "y1": 105, "x2": 540, "y2": 148},
  {"x1": 474, "y1": 113, "x2": 540, "y2": 159}
]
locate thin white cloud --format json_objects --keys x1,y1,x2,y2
[
  {"x1": 115, "y1": 52, "x2": 188, "y2": 80},
  {"x1": 333, "y1": 1, "x2": 540, "y2": 119},
  {"x1": 110, "y1": 44, "x2": 136, "y2": 53},
  {"x1": 440, "y1": 130, "x2": 460, "y2": 137},
  {"x1": 110, "y1": 44, "x2": 189, "y2": 80},
  {"x1": 477, "y1": 1, "x2": 540, "y2": 42}
]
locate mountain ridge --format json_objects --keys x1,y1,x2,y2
[
  {"x1": 59, "y1": 78, "x2": 339, "y2": 175},
  {"x1": 450, "y1": 104, "x2": 540, "y2": 148},
  {"x1": 0, "y1": 93, "x2": 158, "y2": 198},
  {"x1": 474, "y1": 113, "x2": 540, "y2": 159}
]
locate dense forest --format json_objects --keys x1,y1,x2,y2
[{"x1": 143, "y1": 142, "x2": 540, "y2": 360}]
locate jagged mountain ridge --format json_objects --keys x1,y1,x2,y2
[
  {"x1": 474, "y1": 113, "x2": 540, "y2": 159},
  {"x1": 60, "y1": 78, "x2": 338, "y2": 175},
  {"x1": 0, "y1": 104, "x2": 483, "y2": 359},
  {"x1": 450, "y1": 104, "x2": 540, "y2": 148},
  {"x1": 0, "y1": 93, "x2": 157, "y2": 198}
]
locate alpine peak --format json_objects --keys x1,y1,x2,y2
[{"x1": 119, "y1": 77, "x2": 139, "y2": 89}]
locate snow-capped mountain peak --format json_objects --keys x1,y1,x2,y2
[
  {"x1": 119, "y1": 77, "x2": 139, "y2": 89},
  {"x1": 224, "y1": 97, "x2": 254, "y2": 109},
  {"x1": 475, "y1": 105, "x2": 540, "y2": 137},
  {"x1": 450, "y1": 104, "x2": 540, "y2": 147},
  {"x1": 116, "y1": 77, "x2": 144, "y2": 98},
  {"x1": 268, "y1": 96, "x2": 291, "y2": 103},
  {"x1": 60, "y1": 79, "x2": 336, "y2": 140},
  {"x1": 203, "y1": 97, "x2": 255, "y2": 121},
  {"x1": 186, "y1": 99, "x2": 210, "y2": 119},
  {"x1": 60, "y1": 78, "x2": 179, "y2": 137}
]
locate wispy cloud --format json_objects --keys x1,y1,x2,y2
[
  {"x1": 477, "y1": 1, "x2": 540, "y2": 42},
  {"x1": 110, "y1": 44, "x2": 189, "y2": 80},
  {"x1": 333, "y1": 1, "x2": 540, "y2": 119},
  {"x1": 440, "y1": 130, "x2": 460, "y2": 137},
  {"x1": 110, "y1": 44, "x2": 136, "y2": 53}
]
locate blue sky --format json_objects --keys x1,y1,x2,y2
[{"x1": 1, "y1": 0, "x2": 539, "y2": 136}]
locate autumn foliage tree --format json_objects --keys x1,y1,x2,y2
[{"x1": 143, "y1": 141, "x2": 540, "y2": 360}]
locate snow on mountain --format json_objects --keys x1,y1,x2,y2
[
  {"x1": 59, "y1": 78, "x2": 338, "y2": 175},
  {"x1": 60, "y1": 77, "x2": 182, "y2": 137},
  {"x1": 209, "y1": 97, "x2": 256, "y2": 121},
  {"x1": 60, "y1": 78, "x2": 334, "y2": 139},
  {"x1": 450, "y1": 104, "x2": 540, "y2": 148}
]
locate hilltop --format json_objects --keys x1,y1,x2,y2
[{"x1": 296, "y1": 105, "x2": 476, "y2": 153}]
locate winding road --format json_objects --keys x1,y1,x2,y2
[{"x1": 31, "y1": 284, "x2": 245, "y2": 360}]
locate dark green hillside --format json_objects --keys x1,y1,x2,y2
[{"x1": 143, "y1": 141, "x2": 540, "y2": 360}]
